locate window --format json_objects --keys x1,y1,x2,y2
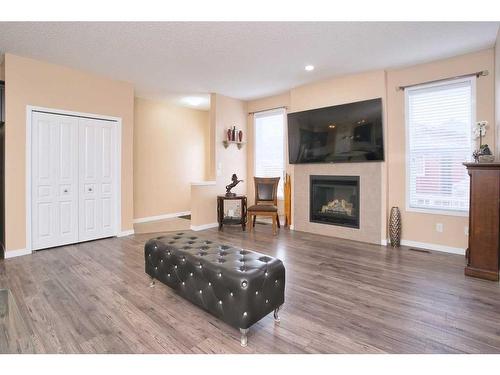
[
  {"x1": 254, "y1": 108, "x2": 285, "y2": 198},
  {"x1": 406, "y1": 77, "x2": 475, "y2": 215}
]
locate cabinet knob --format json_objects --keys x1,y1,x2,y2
[{"x1": 63, "y1": 189, "x2": 68, "y2": 193}]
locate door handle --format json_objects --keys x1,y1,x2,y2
[
  {"x1": 63, "y1": 189, "x2": 68, "y2": 193},
  {"x1": 88, "y1": 188, "x2": 93, "y2": 192}
]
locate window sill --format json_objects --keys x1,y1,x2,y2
[{"x1": 405, "y1": 206, "x2": 469, "y2": 217}]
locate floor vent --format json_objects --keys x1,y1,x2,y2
[{"x1": 408, "y1": 248, "x2": 431, "y2": 254}]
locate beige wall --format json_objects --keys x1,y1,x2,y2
[
  {"x1": 386, "y1": 49, "x2": 495, "y2": 250},
  {"x1": 189, "y1": 93, "x2": 247, "y2": 227},
  {"x1": 496, "y1": 29, "x2": 500, "y2": 159},
  {"x1": 134, "y1": 97, "x2": 209, "y2": 219},
  {"x1": 246, "y1": 91, "x2": 290, "y2": 114},
  {"x1": 190, "y1": 184, "x2": 218, "y2": 227},
  {"x1": 4, "y1": 53, "x2": 134, "y2": 253},
  {"x1": 214, "y1": 93, "x2": 248, "y2": 192}
]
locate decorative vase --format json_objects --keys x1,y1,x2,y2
[
  {"x1": 227, "y1": 129, "x2": 232, "y2": 142},
  {"x1": 238, "y1": 130, "x2": 243, "y2": 142},
  {"x1": 389, "y1": 206, "x2": 401, "y2": 247}
]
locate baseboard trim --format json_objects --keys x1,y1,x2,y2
[
  {"x1": 380, "y1": 239, "x2": 388, "y2": 246},
  {"x1": 4, "y1": 248, "x2": 32, "y2": 259},
  {"x1": 133, "y1": 211, "x2": 191, "y2": 224},
  {"x1": 190, "y1": 223, "x2": 218, "y2": 231},
  {"x1": 391, "y1": 239, "x2": 466, "y2": 255},
  {"x1": 117, "y1": 229, "x2": 135, "y2": 237}
]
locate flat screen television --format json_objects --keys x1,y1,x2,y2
[{"x1": 287, "y1": 98, "x2": 384, "y2": 164}]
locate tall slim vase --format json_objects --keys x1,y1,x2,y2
[{"x1": 389, "y1": 207, "x2": 401, "y2": 247}]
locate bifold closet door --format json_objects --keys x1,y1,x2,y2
[
  {"x1": 78, "y1": 118, "x2": 117, "y2": 241},
  {"x1": 31, "y1": 112, "x2": 79, "y2": 250}
]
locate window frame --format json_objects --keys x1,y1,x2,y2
[
  {"x1": 404, "y1": 76, "x2": 476, "y2": 217},
  {"x1": 253, "y1": 107, "x2": 286, "y2": 200}
]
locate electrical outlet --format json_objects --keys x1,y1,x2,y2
[
  {"x1": 436, "y1": 223, "x2": 443, "y2": 233},
  {"x1": 464, "y1": 226, "x2": 469, "y2": 236}
]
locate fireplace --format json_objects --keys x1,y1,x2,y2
[{"x1": 310, "y1": 175, "x2": 360, "y2": 228}]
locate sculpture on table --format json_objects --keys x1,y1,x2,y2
[{"x1": 226, "y1": 174, "x2": 243, "y2": 197}]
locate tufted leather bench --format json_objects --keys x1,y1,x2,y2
[{"x1": 144, "y1": 232, "x2": 285, "y2": 347}]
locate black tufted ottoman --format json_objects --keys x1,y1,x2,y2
[{"x1": 144, "y1": 232, "x2": 285, "y2": 347}]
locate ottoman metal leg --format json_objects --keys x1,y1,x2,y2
[
  {"x1": 149, "y1": 277, "x2": 156, "y2": 287},
  {"x1": 274, "y1": 307, "x2": 281, "y2": 323},
  {"x1": 239, "y1": 328, "x2": 249, "y2": 347}
]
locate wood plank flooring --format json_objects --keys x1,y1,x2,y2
[{"x1": 1, "y1": 224, "x2": 500, "y2": 353}]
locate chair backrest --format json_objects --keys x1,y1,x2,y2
[{"x1": 254, "y1": 177, "x2": 280, "y2": 206}]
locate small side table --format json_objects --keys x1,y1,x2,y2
[{"x1": 217, "y1": 195, "x2": 247, "y2": 231}]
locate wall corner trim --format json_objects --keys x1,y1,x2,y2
[
  {"x1": 4, "y1": 248, "x2": 32, "y2": 259},
  {"x1": 190, "y1": 223, "x2": 218, "y2": 231},
  {"x1": 117, "y1": 230, "x2": 135, "y2": 237}
]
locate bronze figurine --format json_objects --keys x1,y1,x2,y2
[{"x1": 226, "y1": 174, "x2": 243, "y2": 197}]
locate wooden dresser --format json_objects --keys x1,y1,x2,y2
[{"x1": 464, "y1": 162, "x2": 500, "y2": 281}]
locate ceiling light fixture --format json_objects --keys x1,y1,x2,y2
[
  {"x1": 305, "y1": 65, "x2": 315, "y2": 71},
  {"x1": 182, "y1": 96, "x2": 205, "y2": 107},
  {"x1": 328, "y1": 124, "x2": 336, "y2": 129}
]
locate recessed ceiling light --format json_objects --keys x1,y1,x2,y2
[
  {"x1": 305, "y1": 65, "x2": 315, "y2": 71},
  {"x1": 329, "y1": 124, "x2": 336, "y2": 129}
]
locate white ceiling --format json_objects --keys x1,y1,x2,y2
[{"x1": 0, "y1": 22, "x2": 498, "y2": 108}]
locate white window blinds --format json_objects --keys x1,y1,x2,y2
[
  {"x1": 254, "y1": 108, "x2": 285, "y2": 198},
  {"x1": 406, "y1": 77, "x2": 474, "y2": 214}
]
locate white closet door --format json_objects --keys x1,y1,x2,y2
[
  {"x1": 78, "y1": 118, "x2": 117, "y2": 241},
  {"x1": 32, "y1": 112, "x2": 79, "y2": 250}
]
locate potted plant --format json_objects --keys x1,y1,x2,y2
[{"x1": 472, "y1": 121, "x2": 494, "y2": 163}]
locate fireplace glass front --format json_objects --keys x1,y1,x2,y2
[{"x1": 310, "y1": 175, "x2": 360, "y2": 228}]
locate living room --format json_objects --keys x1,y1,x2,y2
[{"x1": 1, "y1": 2, "x2": 500, "y2": 373}]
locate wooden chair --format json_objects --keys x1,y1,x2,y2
[{"x1": 247, "y1": 177, "x2": 280, "y2": 235}]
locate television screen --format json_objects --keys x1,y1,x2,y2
[{"x1": 287, "y1": 98, "x2": 384, "y2": 164}]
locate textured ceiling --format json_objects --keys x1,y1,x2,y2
[{"x1": 0, "y1": 22, "x2": 498, "y2": 107}]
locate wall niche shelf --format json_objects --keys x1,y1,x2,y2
[{"x1": 223, "y1": 140, "x2": 246, "y2": 150}]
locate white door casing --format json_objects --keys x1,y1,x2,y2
[{"x1": 28, "y1": 107, "x2": 121, "y2": 252}]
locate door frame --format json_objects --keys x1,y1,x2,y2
[{"x1": 26, "y1": 105, "x2": 123, "y2": 254}]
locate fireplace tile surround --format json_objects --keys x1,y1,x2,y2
[{"x1": 293, "y1": 162, "x2": 384, "y2": 245}]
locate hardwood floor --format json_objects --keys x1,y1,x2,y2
[{"x1": 1, "y1": 224, "x2": 500, "y2": 353}]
